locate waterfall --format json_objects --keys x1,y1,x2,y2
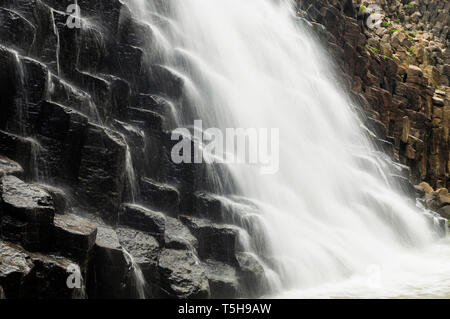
[{"x1": 126, "y1": 0, "x2": 450, "y2": 298}]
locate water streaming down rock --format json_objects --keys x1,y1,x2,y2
[
  {"x1": 123, "y1": 248, "x2": 147, "y2": 299},
  {"x1": 125, "y1": 0, "x2": 450, "y2": 298}
]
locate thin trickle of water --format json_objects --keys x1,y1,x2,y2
[
  {"x1": 127, "y1": 0, "x2": 450, "y2": 298},
  {"x1": 50, "y1": 9, "x2": 61, "y2": 76},
  {"x1": 24, "y1": 136, "x2": 45, "y2": 182},
  {"x1": 125, "y1": 145, "x2": 138, "y2": 203},
  {"x1": 123, "y1": 248, "x2": 147, "y2": 299}
]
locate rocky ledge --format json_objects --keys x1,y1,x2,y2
[{"x1": 0, "y1": 0, "x2": 270, "y2": 299}]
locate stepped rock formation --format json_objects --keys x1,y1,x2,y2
[
  {"x1": 297, "y1": 0, "x2": 449, "y2": 190},
  {"x1": 0, "y1": 0, "x2": 267, "y2": 299},
  {"x1": 0, "y1": 0, "x2": 448, "y2": 299}
]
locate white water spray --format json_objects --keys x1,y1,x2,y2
[{"x1": 127, "y1": 0, "x2": 450, "y2": 298}]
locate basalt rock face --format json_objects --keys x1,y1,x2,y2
[
  {"x1": 0, "y1": 0, "x2": 268, "y2": 298},
  {"x1": 297, "y1": 0, "x2": 449, "y2": 190}
]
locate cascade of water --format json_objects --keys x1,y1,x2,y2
[{"x1": 126, "y1": 0, "x2": 450, "y2": 298}]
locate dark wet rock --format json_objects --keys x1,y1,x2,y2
[
  {"x1": 138, "y1": 94, "x2": 176, "y2": 118},
  {"x1": 46, "y1": 75, "x2": 94, "y2": 119},
  {"x1": 157, "y1": 248, "x2": 210, "y2": 299},
  {"x1": 139, "y1": 177, "x2": 180, "y2": 216},
  {"x1": 0, "y1": 157, "x2": 24, "y2": 179},
  {"x1": 119, "y1": 204, "x2": 165, "y2": 242},
  {"x1": 0, "y1": 46, "x2": 21, "y2": 132},
  {"x1": 202, "y1": 259, "x2": 239, "y2": 299},
  {"x1": 53, "y1": 213, "x2": 97, "y2": 261},
  {"x1": 0, "y1": 240, "x2": 84, "y2": 299},
  {"x1": 375, "y1": 138, "x2": 394, "y2": 158},
  {"x1": 0, "y1": 130, "x2": 35, "y2": 179},
  {"x1": 102, "y1": 75, "x2": 131, "y2": 120},
  {"x1": 36, "y1": 100, "x2": 88, "y2": 184},
  {"x1": 1, "y1": 0, "x2": 59, "y2": 72},
  {"x1": 0, "y1": 8, "x2": 35, "y2": 55},
  {"x1": 127, "y1": 107, "x2": 163, "y2": 132},
  {"x1": 110, "y1": 120, "x2": 146, "y2": 183},
  {"x1": 437, "y1": 206, "x2": 450, "y2": 219},
  {"x1": 0, "y1": 175, "x2": 55, "y2": 251},
  {"x1": 236, "y1": 252, "x2": 268, "y2": 298},
  {"x1": 77, "y1": 124, "x2": 127, "y2": 221},
  {"x1": 37, "y1": 184, "x2": 70, "y2": 215},
  {"x1": 109, "y1": 44, "x2": 144, "y2": 83},
  {"x1": 27, "y1": 251, "x2": 84, "y2": 299},
  {"x1": 87, "y1": 225, "x2": 128, "y2": 299},
  {"x1": 389, "y1": 174, "x2": 416, "y2": 199},
  {"x1": 73, "y1": 71, "x2": 110, "y2": 117},
  {"x1": 19, "y1": 57, "x2": 50, "y2": 130},
  {"x1": 0, "y1": 241, "x2": 33, "y2": 298},
  {"x1": 116, "y1": 227, "x2": 160, "y2": 298},
  {"x1": 180, "y1": 216, "x2": 238, "y2": 264},
  {"x1": 164, "y1": 216, "x2": 198, "y2": 251},
  {"x1": 192, "y1": 192, "x2": 225, "y2": 222},
  {"x1": 119, "y1": 16, "x2": 154, "y2": 48},
  {"x1": 142, "y1": 65, "x2": 183, "y2": 100},
  {"x1": 366, "y1": 117, "x2": 387, "y2": 140}
]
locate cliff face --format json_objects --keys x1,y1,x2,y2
[
  {"x1": 0, "y1": 0, "x2": 448, "y2": 299},
  {"x1": 297, "y1": 0, "x2": 449, "y2": 190},
  {"x1": 0, "y1": 0, "x2": 267, "y2": 298}
]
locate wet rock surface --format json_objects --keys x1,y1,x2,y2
[
  {"x1": 0, "y1": 240, "x2": 84, "y2": 299},
  {"x1": 297, "y1": 0, "x2": 449, "y2": 189},
  {"x1": 1, "y1": 0, "x2": 446, "y2": 300},
  {"x1": 0, "y1": 0, "x2": 269, "y2": 299},
  {"x1": 53, "y1": 213, "x2": 97, "y2": 261},
  {"x1": 0, "y1": 157, "x2": 24, "y2": 179},
  {"x1": 157, "y1": 248, "x2": 210, "y2": 299},
  {"x1": 0, "y1": 175, "x2": 55, "y2": 251},
  {"x1": 180, "y1": 216, "x2": 239, "y2": 264},
  {"x1": 202, "y1": 259, "x2": 239, "y2": 299},
  {"x1": 164, "y1": 216, "x2": 198, "y2": 251},
  {"x1": 119, "y1": 204, "x2": 166, "y2": 242},
  {"x1": 87, "y1": 225, "x2": 128, "y2": 299}
]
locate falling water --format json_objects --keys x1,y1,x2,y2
[
  {"x1": 125, "y1": 144, "x2": 138, "y2": 203},
  {"x1": 25, "y1": 137, "x2": 44, "y2": 181},
  {"x1": 127, "y1": 0, "x2": 450, "y2": 298},
  {"x1": 123, "y1": 248, "x2": 147, "y2": 299},
  {"x1": 50, "y1": 8, "x2": 61, "y2": 76}
]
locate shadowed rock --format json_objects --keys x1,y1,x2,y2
[
  {"x1": 0, "y1": 8, "x2": 35, "y2": 55},
  {"x1": 116, "y1": 226, "x2": 160, "y2": 298},
  {"x1": 236, "y1": 252, "x2": 268, "y2": 298},
  {"x1": 180, "y1": 216, "x2": 238, "y2": 264},
  {"x1": 53, "y1": 213, "x2": 97, "y2": 261},
  {"x1": 437, "y1": 206, "x2": 450, "y2": 219},
  {"x1": 0, "y1": 175, "x2": 55, "y2": 251},
  {"x1": 119, "y1": 204, "x2": 165, "y2": 242},
  {"x1": 0, "y1": 241, "x2": 33, "y2": 298},
  {"x1": 37, "y1": 184, "x2": 70, "y2": 215},
  {"x1": 0, "y1": 157, "x2": 24, "y2": 179},
  {"x1": 164, "y1": 216, "x2": 198, "y2": 251},
  {"x1": 139, "y1": 177, "x2": 180, "y2": 216},
  {"x1": 0, "y1": 240, "x2": 84, "y2": 299},
  {"x1": 87, "y1": 225, "x2": 128, "y2": 299},
  {"x1": 77, "y1": 124, "x2": 126, "y2": 220},
  {"x1": 202, "y1": 259, "x2": 239, "y2": 299},
  {"x1": 0, "y1": 131, "x2": 35, "y2": 179},
  {"x1": 157, "y1": 248, "x2": 210, "y2": 299}
]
